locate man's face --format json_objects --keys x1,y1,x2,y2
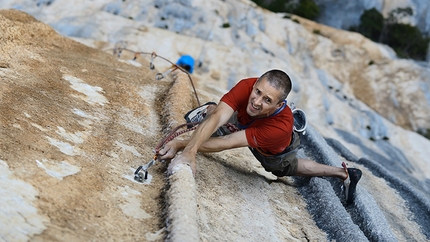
[{"x1": 247, "y1": 78, "x2": 284, "y2": 118}]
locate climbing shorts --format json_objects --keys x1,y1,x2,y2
[
  {"x1": 212, "y1": 111, "x2": 301, "y2": 176},
  {"x1": 249, "y1": 131, "x2": 300, "y2": 177}
]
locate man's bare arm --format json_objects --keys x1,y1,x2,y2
[
  {"x1": 159, "y1": 130, "x2": 248, "y2": 160},
  {"x1": 198, "y1": 130, "x2": 248, "y2": 152},
  {"x1": 165, "y1": 101, "x2": 240, "y2": 175},
  {"x1": 182, "y1": 101, "x2": 235, "y2": 155}
]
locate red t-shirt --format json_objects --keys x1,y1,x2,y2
[{"x1": 220, "y1": 77, "x2": 294, "y2": 155}]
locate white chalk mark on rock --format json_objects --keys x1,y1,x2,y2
[
  {"x1": 63, "y1": 74, "x2": 108, "y2": 106},
  {"x1": 115, "y1": 141, "x2": 142, "y2": 157},
  {"x1": 36, "y1": 159, "x2": 81, "y2": 180},
  {"x1": 0, "y1": 159, "x2": 48, "y2": 241},
  {"x1": 118, "y1": 186, "x2": 152, "y2": 220},
  {"x1": 46, "y1": 136, "x2": 81, "y2": 156}
]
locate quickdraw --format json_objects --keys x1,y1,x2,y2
[
  {"x1": 112, "y1": 41, "x2": 201, "y2": 106},
  {"x1": 133, "y1": 122, "x2": 199, "y2": 183}
]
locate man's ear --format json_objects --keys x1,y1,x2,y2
[
  {"x1": 253, "y1": 78, "x2": 260, "y2": 87},
  {"x1": 276, "y1": 100, "x2": 284, "y2": 109}
]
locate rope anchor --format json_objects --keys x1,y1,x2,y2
[
  {"x1": 133, "y1": 123, "x2": 199, "y2": 182},
  {"x1": 156, "y1": 66, "x2": 178, "y2": 80},
  {"x1": 134, "y1": 156, "x2": 157, "y2": 183}
]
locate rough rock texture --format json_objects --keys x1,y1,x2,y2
[
  {"x1": 1, "y1": 9, "x2": 168, "y2": 241},
  {"x1": 295, "y1": 15, "x2": 430, "y2": 131},
  {"x1": 163, "y1": 71, "x2": 200, "y2": 242},
  {"x1": 1, "y1": 5, "x2": 430, "y2": 242},
  {"x1": 0, "y1": 9, "x2": 326, "y2": 241},
  {"x1": 166, "y1": 163, "x2": 198, "y2": 242},
  {"x1": 314, "y1": 0, "x2": 430, "y2": 35},
  {"x1": 2, "y1": 0, "x2": 429, "y2": 132}
]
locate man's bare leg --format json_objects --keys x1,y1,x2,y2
[{"x1": 295, "y1": 158, "x2": 347, "y2": 180}]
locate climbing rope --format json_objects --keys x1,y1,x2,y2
[
  {"x1": 133, "y1": 122, "x2": 199, "y2": 182},
  {"x1": 110, "y1": 41, "x2": 205, "y2": 182}
]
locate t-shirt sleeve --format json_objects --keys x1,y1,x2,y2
[{"x1": 220, "y1": 78, "x2": 254, "y2": 111}]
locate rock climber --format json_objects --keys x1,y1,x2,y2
[{"x1": 158, "y1": 69, "x2": 362, "y2": 204}]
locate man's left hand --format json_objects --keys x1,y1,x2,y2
[{"x1": 167, "y1": 152, "x2": 197, "y2": 177}]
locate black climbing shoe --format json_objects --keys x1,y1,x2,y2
[{"x1": 342, "y1": 162, "x2": 362, "y2": 205}]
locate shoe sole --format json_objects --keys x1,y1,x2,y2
[
  {"x1": 184, "y1": 102, "x2": 217, "y2": 124},
  {"x1": 346, "y1": 168, "x2": 362, "y2": 204}
]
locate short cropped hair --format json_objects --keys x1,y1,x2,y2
[{"x1": 258, "y1": 69, "x2": 292, "y2": 103}]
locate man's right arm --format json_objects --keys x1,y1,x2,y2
[
  {"x1": 159, "y1": 129, "x2": 249, "y2": 160},
  {"x1": 182, "y1": 101, "x2": 234, "y2": 155},
  {"x1": 165, "y1": 101, "x2": 234, "y2": 175}
]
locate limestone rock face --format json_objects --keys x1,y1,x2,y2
[
  {"x1": 314, "y1": 0, "x2": 430, "y2": 34},
  {"x1": 352, "y1": 59, "x2": 430, "y2": 130},
  {"x1": 295, "y1": 16, "x2": 430, "y2": 131},
  {"x1": 1, "y1": 3, "x2": 430, "y2": 242},
  {"x1": 3, "y1": 0, "x2": 428, "y2": 132},
  {"x1": 0, "y1": 9, "x2": 169, "y2": 241}
]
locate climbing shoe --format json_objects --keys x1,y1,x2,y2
[
  {"x1": 342, "y1": 162, "x2": 362, "y2": 205},
  {"x1": 184, "y1": 102, "x2": 217, "y2": 127}
]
